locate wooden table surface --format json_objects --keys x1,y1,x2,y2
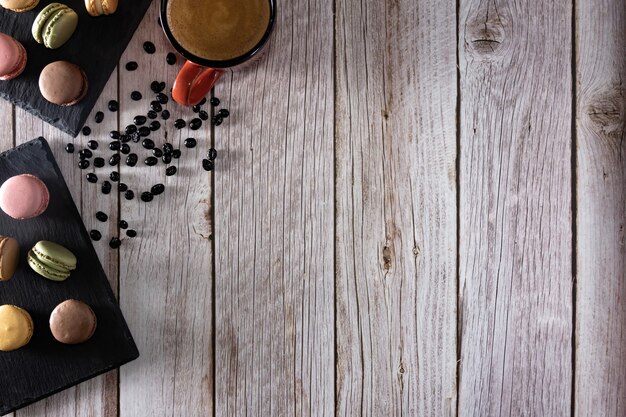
[{"x1": 2, "y1": 0, "x2": 625, "y2": 415}]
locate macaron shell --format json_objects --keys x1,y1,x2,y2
[
  {"x1": 101, "y1": 0, "x2": 117, "y2": 15},
  {"x1": 0, "y1": 305, "x2": 33, "y2": 351},
  {"x1": 42, "y1": 7, "x2": 78, "y2": 49},
  {"x1": 0, "y1": 0, "x2": 40, "y2": 12},
  {"x1": 27, "y1": 250, "x2": 70, "y2": 281},
  {"x1": 0, "y1": 174, "x2": 50, "y2": 219},
  {"x1": 32, "y1": 3, "x2": 66, "y2": 44},
  {"x1": 0, "y1": 236, "x2": 20, "y2": 281},
  {"x1": 0, "y1": 33, "x2": 27, "y2": 81},
  {"x1": 32, "y1": 240, "x2": 77, "y2": 271},
  {"x1": 39, "y1": 61, "x2": 88, "y2": 106},
  {"x1": 49, "y1": 300, "x2": 97, "y2": 344}
]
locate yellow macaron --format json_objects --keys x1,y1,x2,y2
[
  {"x1": 0, "y1": 304, "x2": 34, "y2": 351},
  {"x1": 0, "y1": 0, "x2": 40, "y2": 12},
  {"x1": 85, "y1": 0, "x2": 118, "y2": 16}
]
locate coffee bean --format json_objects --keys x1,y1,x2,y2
[
  {"x1": 110, "y1": 171, "x2": 120, "y2": 182},
  {"x1": 162, "y1": 143, "x2": 174, "y2": 153},
  {"x1": 198, "y1": 110, "x2": 209, "y2": 121},
  {"x1": 150, "y1": 101, "x2": 162, "y2": 112},
  {"x1": 109, "y1": 140, "x2": 121, "y2": 151},
  {"x1": 189, "y1": 119, "x2": 202, "y2": 130},
  {"x1": 144, "y1": 156, "x2": 158, "y2": 166},
  {"x1": 172, "y1": 149, "x2": 181, "y2": 159},
  {"x1": 131, "y1": 91, "x2": 142, "y2": 101},
  {"x1": 125, "y1": 124, "x2": 137, "y2": 135},
  {"x1": 90, "y1": 230, "x2": 102, "y2": 241},
  {"x1": 109, "y1": 130, "x2": 120, "y2": 139},
  {"x1": 151, "y1": 81, "x2": 165, "y2": 93},
  {"x1": 95, "y1": 111, "x2": 104, "y2": 123},
  {"x1": 139, "y1": 126, "x2": 151, "y2": 137},
  {"x1": 140, "y1": 191, "x2": 154, "y2": 202},
  {"x1": 184, "y1": 137, "x2": 197, "y2": 148},
  {"x1": 108, "y1": 100, "x2": 119, "y2": 112},
  {"x1": 207, "y1": 148, "x2": 217, "y2": 160},
  {"x1": 147, "y1": 110, "x2": 158, "y2": 119},
  {"x1": 143, "y1": 41, "x2": 156, "y2": 54},
  {"x1": 174, "y1": 119, "x2": 186, "y2": 129},
  {"x1": 166, "y1": 52, "x2": 177, "y2": 65},
  {"x1": 142, "y1": 138, "x2": 155, "y2": 149},
  {"x1": 134, "y1": 115, "x2": 147, "y2": 126},
  {"x1": 130, "y1": 132, "x2": 141, "y2": 143},
  {"x1": 96, "y1": 211, "x2": 108, "y2": 222},
  {"x1": 86, "y1": 173, "x2": 98, "y2": 183},
  {"x1": 119, "y1": 220, "x2": 128, "y2": 229},
  {"x1": 65, "y1": 143, "x2": 74, "y2": 153},
  {"x1": 93, "y1": 157, "x2": 105, "y2": 168},
  {"x1": 149, "y1": 121, "x2": 161, "y2": 131},
  {"x1": 152, "y1": 148, "x2": 163, "y2": 157},
  {"x1": 124, "y1": 190, "x2": 134, "y2": 200},
  {"x1": 125, "y1": 61, "x2": 138, "y2": 71},
  {"x1": 121, "y1": 134, "x2": 132, "y2": 143},
  {"x1": 198, "y1": 97, "x2": 207, "y2": 106},
  {"x1": 109, "y1": 237, "x2": 121, "y2": 249},
  {"x1": 78, "y1": 160, "x2": 90, "y2": 169},
  {"x1": 162, "y1": 153, "x2": 172, "y2": 164},
  {"x1": 156, "y1": 92, "x2": 168, "y2": 104},
  {"x1": 102, "y1": 181, "x2": 112, "y2": 194},
  {"x1": 210, "y1": 97, "x2": 220, "y2": 106},
  {"x1": 161, "y1": 110, "x2": 170, "y2": 120},
  {"x1": 213, "y1": 116, "x2": 223, "y2": 126},
  {"x1": 166, "y1": 166, "x2": 177, "y2": 176},
  {"x1": 218, "y1": 109, "x2": 230, "y2": 118},
  {"x1": 151, "y1": 183, "x2": 165, "y2": 195},
  {"x1": 109, "y1": 154, "x2": 121, "y2": 166},
  {"x1": 118, "y1": 183, "x2": 128, "y2": 192},
  {"x1": 126, "y1": 229, "x2": 137, "y2": 238},
  {"x1": 126, "y1": 153, "x2": 138, "y2": 167},
  {"x1": 202, "y1": 159, "x2": 214, "y2": 171},
  {"x1": 121, "y1": 143, "x2": 131, "y2": 154},
  {"x1": 192, "y1": 104, "x2": 201, "y2": 113},
  {"x1": 87, "y1": 140, "x2": 99, "y2": 150},
  {"x1": 79, "y1": 149, "x2": 93, "y2": 159}
]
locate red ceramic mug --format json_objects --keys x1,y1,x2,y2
[{"x1": 160, "y1": 0, "x2": 276, "y2": 106}]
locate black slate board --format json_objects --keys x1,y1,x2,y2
[
  {"x1": 0, "y1": 0, "x2": 153, "y2": 137},
  {"x1": 0, "y1": 138, "x2": 138, "y2": 415}
]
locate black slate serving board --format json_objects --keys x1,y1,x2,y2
[
  {"x1": 0, "y1": 0, "x2": 152, "y2": 137},
  {"x1": 0, "y1": 138, "x2": 138, "y2": 415}
]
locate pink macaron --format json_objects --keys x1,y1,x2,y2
[
  {"x1": 0, "y1": 33, "x2": 27, "y2": 81},
  {"x1": 0, "y1": 174, "x2": 49, "y2": 219}
]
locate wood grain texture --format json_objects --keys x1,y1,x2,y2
[
  {"x1": 575, "y1": 0, "x2": 626, "y2": 415},
  {"x1": 212, "y1": 0, "x2": 334, "y2": 415},
  {"x1": 458, "y1": 1, "x2": 573, "y2": 416},
  {"x1": 0, "y1": 101, "x2": 12, "y2": 149},
  {"x1": 335, "y1": 0, "x2": 458, "y2": 415},
  {"x1": 118, "y1": 2, "x2": 213, "y2": 416}
]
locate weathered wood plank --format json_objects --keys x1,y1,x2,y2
[
  {"x1": 457, "y1": 1, "x2": 573, "y2": 416},
  {"x1": 12, "y1": 66, "x2": 119, "y2": 417},
  {"x1": 118, "y1": 2, "x2": 213, "y2": 416},
  {"x1": 0, "y1": 101, "x2": 12, "y2": 149},
  {"x1": 335, "y1": 0, "x2": 458, "y2": 415},
  {"x1": 212, "y1": 0, "x2": 334, "y2": 415},
  {"x1": 575, "y1": 0, "x2": 626, "y2": 415}
]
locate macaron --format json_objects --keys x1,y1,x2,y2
[
  {"x1": 0, "y1": 236, "x2": 20, "y2": 281},
  {"x1": 0, "y1": 33, "x2": 27, "y2": 81},
  {"x1": 49, "y1": 300, "x2": 96, "y2": 344},
  {"x1": 28, "y1": 240, "x2": 77, "y2": 282},
  {"x1": 39, "y1": 61, "x2": 88, "y2": 106},
  {"x1": 0, "y1": 304, "x2": 33, "y2": 351},
  {"x1": 0, "y1": 174, "x2": 50, "y2": 219},
  {"x1": 85, "y1": 0, "x2": 117, "y2": 16},
  {"x1": 32, "y1": 3, "x2": 78, "y2": 49},
  {"x1": 0, "y1": 0, "x2": 39, "y2": 12}
]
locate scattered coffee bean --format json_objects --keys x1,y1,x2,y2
[
  {"x1": 149, "y1": 121, "x2": 161, "y2": 131},
  {"x1": 125, "y1": 61, "x2": 138, "y2": 71},
  {"x1": 87, "y1": 140, "x2": 99, "y2": 150},
  {"x1": 192, "y1": 104, "x2": 201, "y2": 113},
  {"x1": 213, "y1": 116, "x2": 223, "y2": 126},
  {"x1": 102, "y1": 181, "x2": 112, "y2": 194},
  {"x1": 121, "y1": 143, "x2": 131, "y2": 154},
  {"x1": 198, "y1": 110, "x2": 209, "y2": 121},
  {"x1": 166, "y1": 52, "x2": 177, "y2": 65},
  {"x1": 110, "y1": 171, "x2": 120, "y2": 182},
  {"x1": 95, "y1": 111, "x2": 104, "y2": 123},
  {"x1": 150, "y1": 101, "x2": 162, "y2": 112},
  {"x1": 210, "y1": 97, "x2": 220, "y2": 106},
  {"x1": 78, "y1": 160, "x2": 90, "y2": 169},
  {"x1": 208, "y1": 148, "x2": 217, "y2": 160},
  {"x1": 96, "y1": 211, "x2": 108, "y2": 222},
  {"x1": 118, "y1": 183, "x2": 128, "y2": 192},
  {"x1": 109, "y1": 130, "x2": 120, "y2": 139},
  {"x1": 134, "y1": 115, "x2": 147, "y2": 126},
  {"x1": 189, "y1": 119, "x2": 202, "y2": 130},
  {"x1": 90, "y1": 230, "x2": 102, "y2": 241},
  {"x1": 151, "y1": 183, "x2": 165, "y2": 195},
  {"x1": 79, "y1": 149, "x2": 93, "y2": 159},
  {"x1": 165, "y1": 166, "x2": 177, "y2": 176},
  {"x1": 163, "y1": 143, "x2": 173, "y2": 153},
  {"x1": 143, "y1": 41, "x2": 156, "y2": 54},
  {"x1": 130, "y1": 132, "x2": 141, "y2": 143},
  {"x1": 120, "y1": 134, "x2": 131, "y2": 143},
  {"x1": 94, "y1": 157, "x2": 105, "y2": 168},
  {"x1": 150, "y1": 81, "x2": 165, "y2": 93},
  {"x1": 109, "y1": 154, "x2": 121, "y2": 166},
  {"x1": 202, "y1": 159, "x2": 214, "y2": 171},
  {"x1": 109, "y1": 140, "x2": 121, "y2": 151},
  {"x1": 124, "y1": 190, "x2": 134, "y2": 200},
  {"x1": 108, "y1": 100, "x2": 119, "y2": 112},
  {"x1": 218, "y1": 109, "x2": 230, "y2": 118},
  {"x1": 142, "y1": 138, "x2": 155, "y2": 149},
  {"x1": 109, "y1": 237, "x2": 121, "y2": 249},
  {"x1": 161, "y1": 109, "x2": 170, "y2": 120},
  {"x1": 198, "y1": 97, "x2": 207, "y2": 106},
  {"x1": 144, "y1": 156, "x2": 158, "y2": 166},
  {"x1": 131, "y1": 91, "x2": 142, "y2": 101},
  {"x1": 82, "y1": 126, "x2": 92, "y2": 136},
  {"x1": 86, "y1": 173, "x2": 98, "y2": 183},
  {"x1": 184, "y1": 137, "x2": 197, "y2": 148},
  {"x1": 147, "y1": 110, "x2": 158, "y2": 119},
  {"x1": 65, "y1": 143, "x2": 75, "y2": 153},
  {"x1": 172, "y1": 149, "x2": 181, "y2": 159},
  {"x1": 138, "y1": 126, "x2": 151, "y2": 137},
  {"x1": 140, "y1": 191, "x2": 153, "y2": 202},
  {"x1": 152, "y1": 148, "x2": 163, "y2": 157},
  {"x1": 174, "y1": 119, "x2": 186, "y2": 129},
  {"x1": 156, "y1": 92, "x2": 168, "y2": 104},
  {"x1": 126, "y1": 229, "x2": 137, "y2": 238},
  {"x1": 125, "y1": 124, "x2": 137, "y2": 135},
  {"x1": 126, "y1": 153, "x2": 138, "y2": 167},
  {"x1": 119, "y1": 220, "x2": 128, "y2": 229},
  {"x1": 162, "y1": 153, "x2": 172, "y2": 164}
]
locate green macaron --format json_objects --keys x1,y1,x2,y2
[
  {"x1": 32, "y1": 3, "x2": 78, "y2": 49},
  {"x1": 27, "y1": 241, "x2": 77, "y2": 282}
]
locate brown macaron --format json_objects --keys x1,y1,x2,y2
[
  {"x1": 0, "y1": 236, "x2": 19, "y2": 281},
  {"x1": 49, "y1": 299, "x2": 97, "y2": 344},
  {"x1": 39, "y1": 61, "x2": 88, "y2": 106}
]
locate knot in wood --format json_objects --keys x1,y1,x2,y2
[
  {"x1": 465, "y1": 12, "x2": 507, "y2": 58},
  {"x1": 382, "y1": 245, "x2": 393, "y2": 271},
  {"x1": 583, "y1": 86, "x2": 625, "y2": 142}
]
